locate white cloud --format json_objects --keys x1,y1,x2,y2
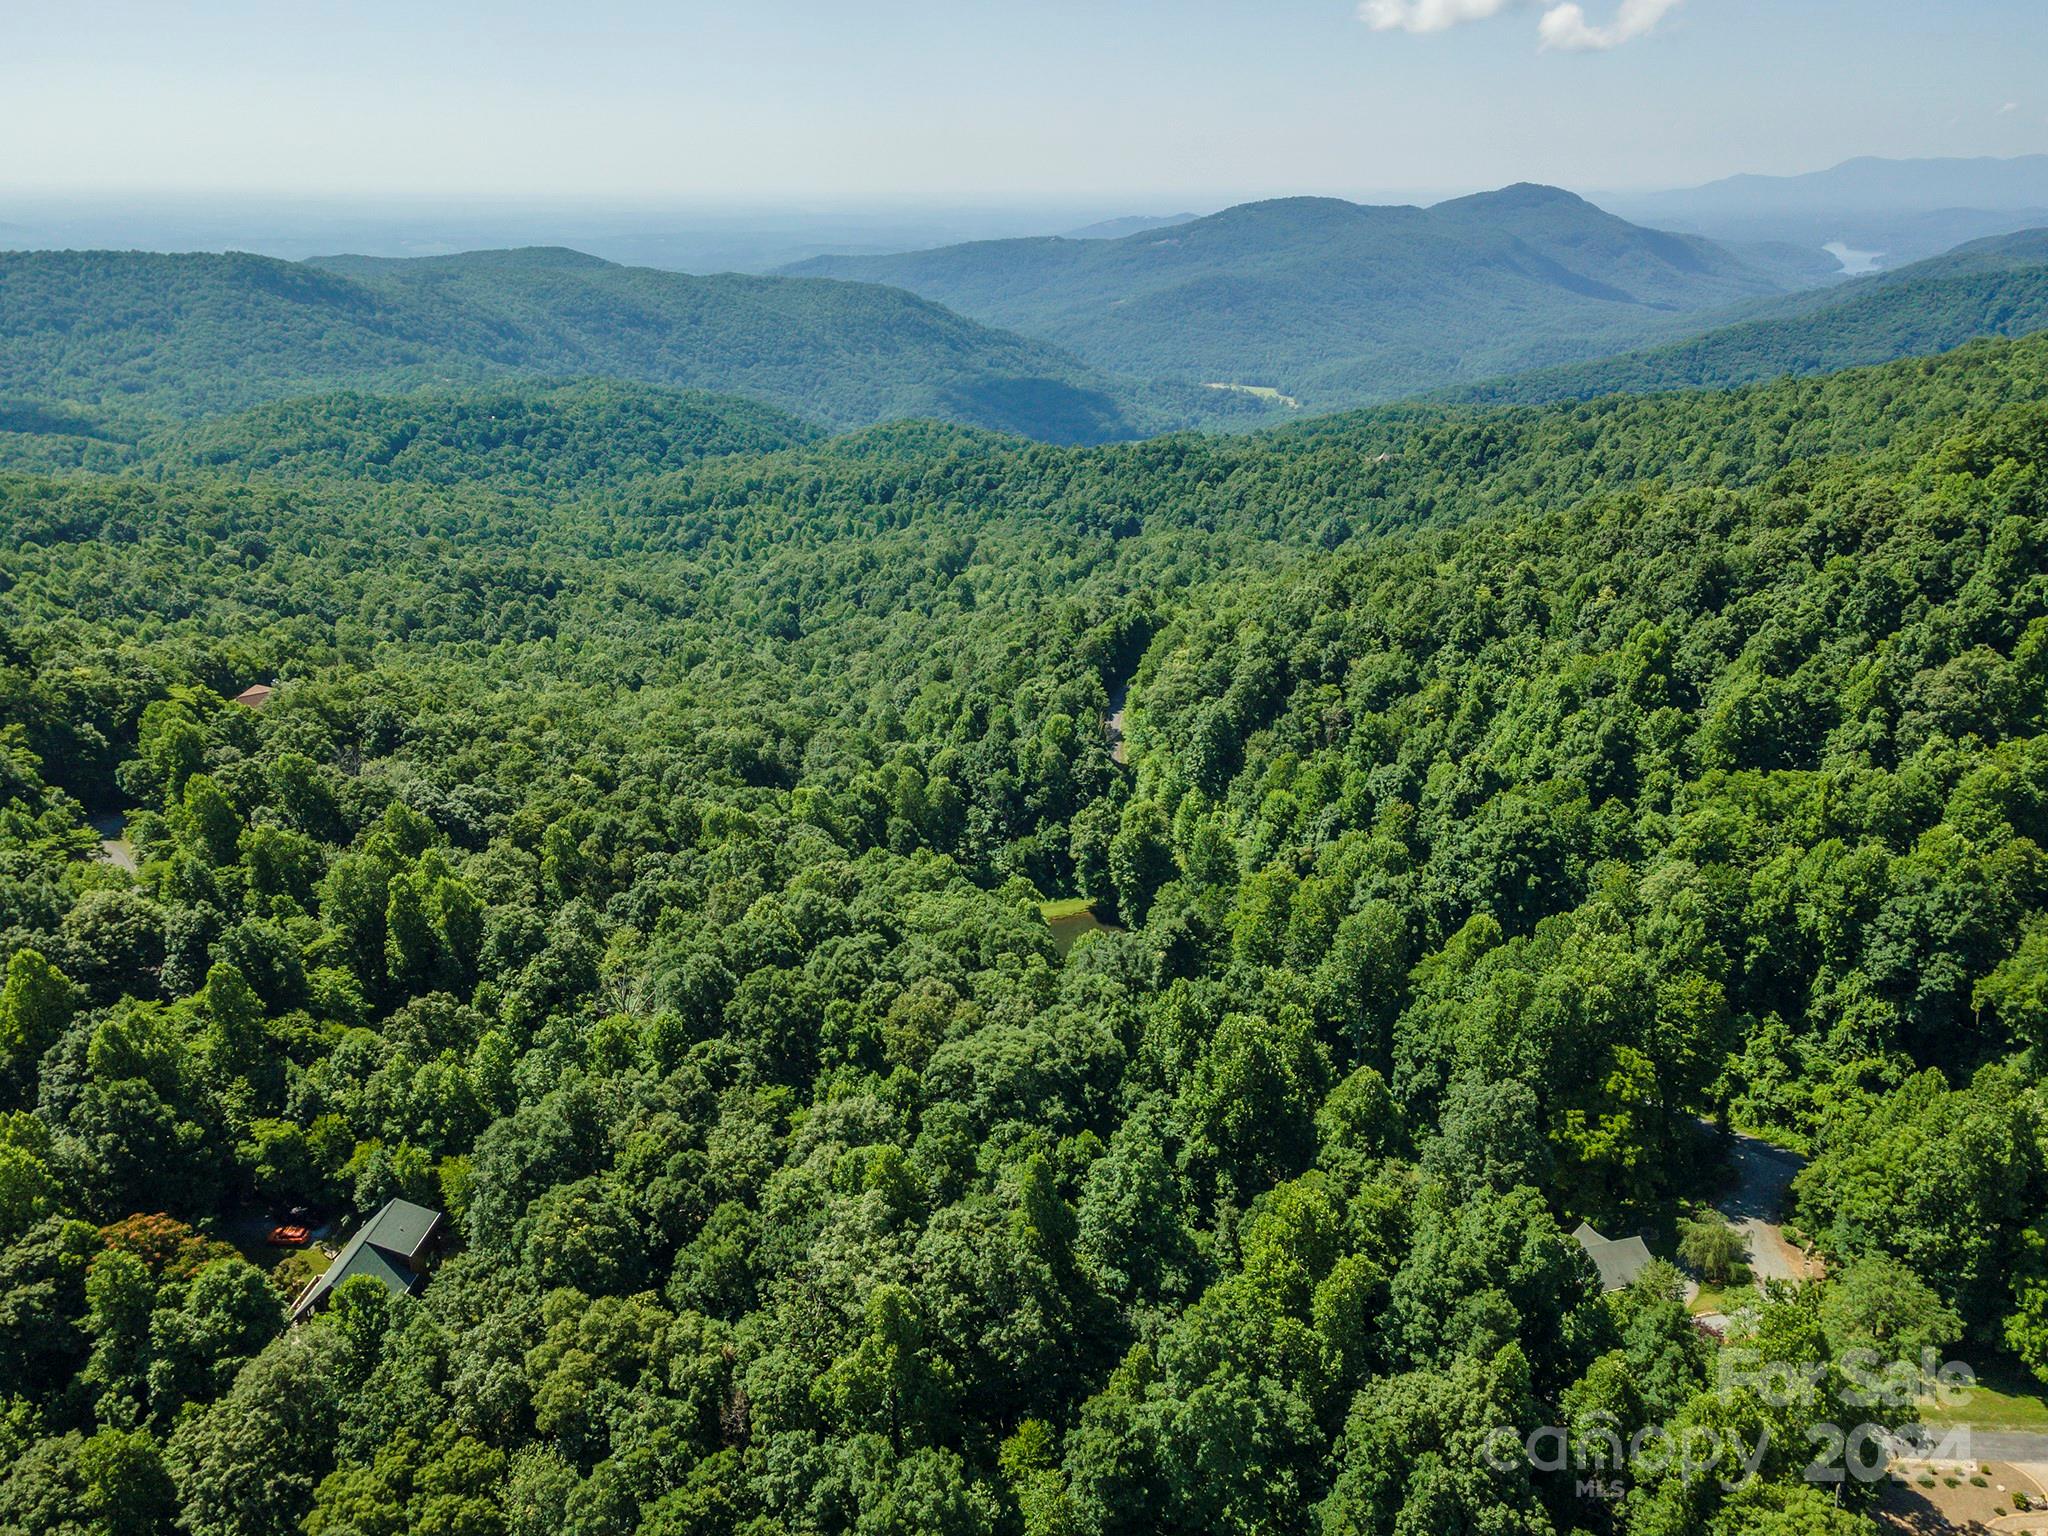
[
  {"x1": 2001, "y1": 100, "x2": 2021, "y2": 114},
  {"x1": 1358, "y1": 0, "x2": 1518, "y2": 33},
  {"x1": 1537, "y1": 0, "x2": 1684, "y2": 50},
  {"x1": 1359, "y1": 0, "x2": 1683, "y2": 50}
]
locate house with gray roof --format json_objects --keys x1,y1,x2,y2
[
  {"x1": 1573, "y1": 1221, "x2": 1656, "y2": 1293},
  {"x1": 291, "y1": 1198, "x2": 443, "y2": 1323}
]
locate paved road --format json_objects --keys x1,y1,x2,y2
[
  {"x1": 1105, "y1": 678, "x2": 1131, "y2": 766},
  {"x1": 1885, "y1": 1427, "x2": 2048, "y2": 1462},
  {"x1": 91, "y1": 811, "x2": 138, "y2": 873}
]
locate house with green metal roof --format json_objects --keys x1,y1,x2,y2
[
  {"x1": 291, "y1": 1198, "x2": 444, "y2": 1323},
  {"x1": 1572, "y1": 1221, "x2": 1656, "y2": 1293}
]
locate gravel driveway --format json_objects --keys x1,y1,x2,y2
[{"x1": 1716, "y1": 1129, "x2": 1819, "y2": 1283}]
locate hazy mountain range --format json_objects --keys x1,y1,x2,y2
[
  {"x1": 0, "y1": 245, "x2": 1266, "y2": 444},
  {"x1": 0, "y1": 197, "x2": 1163, "y2": 275},
  {"x1": 1060, "y1": 213, "x2": 1203, "y2": 241},
  {"x1": 8, "y1": 167, "x2": 2048, "y2": 449},
  {"x1": 1601, "y1": 155, "x2": 2048, "y2": 270},
  {"x1": 8, "y1": 154, "x2": 2047, "y2": 279},
  {"x1": 1449, "y1": 227, "x2": 2048, "y2": 405},
  {"x1": 785, "y1": 185, "x2": 1839, "y2": 407}
]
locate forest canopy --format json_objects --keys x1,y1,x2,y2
[{"x1": 2, "y1": 323, "x2": 2048, "y2": 1536}]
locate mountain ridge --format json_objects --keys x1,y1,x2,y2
[
  {"x1": 0, "y1": 245, "x2": 1260, "y2": 443},
  {"x1": 1602, "y1": 154, "x2": 2048, "y2": 269},
  {"x1": 781, "y1": 184, "x2": 1819, "y2": 408},
  {"x1": 1449, "y1": 227, "x2": 2048, "y2": 405}
]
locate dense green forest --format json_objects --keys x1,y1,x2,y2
[
  {"x1": 785, "y1": 187, "x2": 1823, "y2": 407},
  {"x1": 3, "y1": 323, "x2": 2048, "y2": 1536},
  {"x1": 156, "y1": 383, "x2": 824, "y2": 491},
  {"x1": 0, "y1": 249, "x2": 1262, "y2": 444}
]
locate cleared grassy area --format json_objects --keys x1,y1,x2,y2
[
  {"x1": 1203, "y1": 381, "x2": 1302, "y2": 409},
  {"x1": 1688, "y1": 1281, "x2": 1753, "y2": 1317},
  {"x1": 1040, "y1": 898, "x2": 1118, "y2": 956},
  {"x1": 1920, "y1": 1355, "x2": 2048, "y2": 1431},
  {"x1": 270, "y1": 1243, "x2": 332, "y2": 1294},
  {"x1": 1038, "y1": 898, "x2": 1096, "y2": 920},
  {"x1": 215, "y1": 1209, "x2": 337, "y2": 1303}
]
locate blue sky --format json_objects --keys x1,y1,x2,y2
[{"x1": 4, "y1": 0, "x2": 2045, "y2": 203}]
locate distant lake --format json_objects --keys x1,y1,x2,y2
[{"x1": 1824, "y1": 241, "x2": 1884, "y2": 275}]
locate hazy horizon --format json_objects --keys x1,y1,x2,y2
[
  {"x1": 11, "y1": 147, "x2": 2048, "y2": 278},
  {"x1": 7, "y1": 0, "x2": 2047, "y2": 206}
]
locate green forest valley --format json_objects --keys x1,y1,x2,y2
[{"x1": 3, "y1": 320, "x2": 2048, "y2": 1536}]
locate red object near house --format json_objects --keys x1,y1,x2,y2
[{"x1": 268, "y1": 1224, "x2": 311, "y2": 1247}]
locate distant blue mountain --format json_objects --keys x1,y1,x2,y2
[
  {"x1": 1061, "y1": 213, "x2": 1203, "y2": 240},
  {"x1": 1452, "y1": 227, "x2": 2048, "y2": 404},
  {"x1": 1603, "y1": 156, "x2": 2048, "y2": 270}
]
